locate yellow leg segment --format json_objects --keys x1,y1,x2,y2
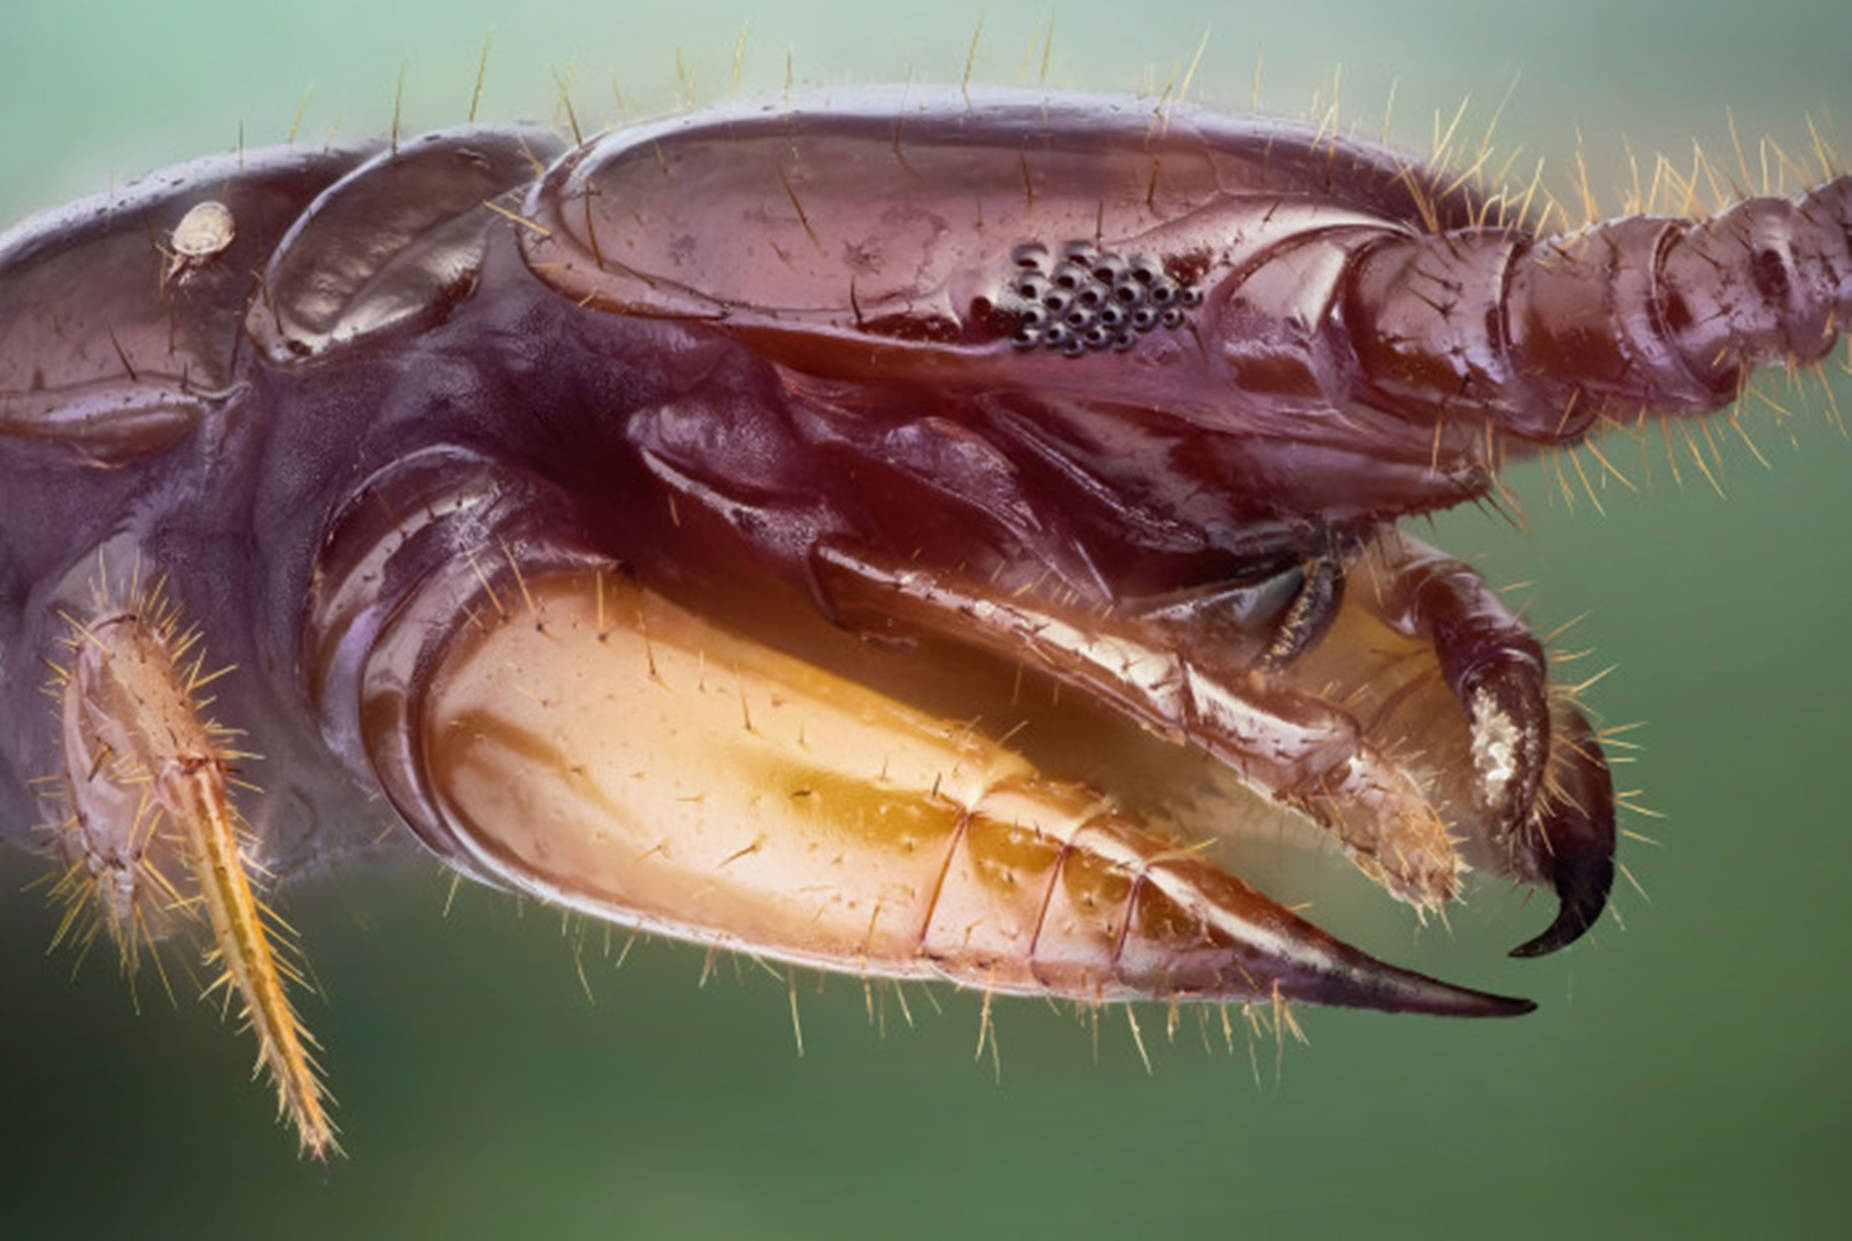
[{"x1": 48, "y1": 573, "x2": 337, "y2": 1162}]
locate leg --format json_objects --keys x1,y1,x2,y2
[
  {"x1": 811, "y1": 540, "x2": 1464, "y2": 910},
  {"x1": 1363, "y1": 534, "x2": 1549, "y2": 835},
  {"x1": 1257, "y1": 548, "x2": 1347, "y2": 671},
  {"x1": 1358, "y1": 533, "x2": 1614, "y2": 956},
  {"x1": 46, "y1": 556, "x2": 336, "y2": 1161}
]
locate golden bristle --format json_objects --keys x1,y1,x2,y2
[{"x1": 42, "y1": 557, "x2": 339, "y2": 1162}]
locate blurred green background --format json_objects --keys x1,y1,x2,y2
[{"x1": 2, "y1": 1, "x2": 1848, "y2": 1237}]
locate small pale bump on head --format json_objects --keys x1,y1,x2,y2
[{"x1": 170, "y1": 200, "x2": 236, "y2": 262}]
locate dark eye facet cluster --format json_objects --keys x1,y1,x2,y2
[{"x1": 997, "y1": 239, "x2": 1202, "y2": 356}]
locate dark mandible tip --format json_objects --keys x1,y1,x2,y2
[{"x1": 1510, "y1": 847, "x2": 1616, "y2": 959}]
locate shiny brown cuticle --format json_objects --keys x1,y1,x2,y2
[{"x1": 4, "y1": 85, "x2": 1847, "y2": 1157}]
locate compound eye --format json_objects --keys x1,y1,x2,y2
[
  {"x1": 1129, "y1": 255, "x2": 1165, "y2": 285},
  {"x1": 1091, "y1": 254, "x2": 1127, "y2": 283},
  {"x1": 989, "y1": 239, "x2": 1203, "y2": 354},
  {"x1": 1011, "y1": 241, "x2": 1050, "y2": 270}
]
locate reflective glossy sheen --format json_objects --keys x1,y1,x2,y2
[{"x1": 2, "y1": 85, "x2": 1846, "y2": 1157}]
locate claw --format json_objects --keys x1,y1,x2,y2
[
  {"x1": 347, "y1": 562, "x2": 1535, "y2": 1017},
  {"x1": 1277, "y1": 539, "x2": 1617, "y2": 954},
  {"x1": 1124, "y1": 856, "x2": 1535, "y2": 1017},
  {"x1": 1509, "y1": 706, "x2": 1616, "y2": 958}
]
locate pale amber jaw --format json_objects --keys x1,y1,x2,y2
[{"x1": 416, "y1": 565, "x2": 1527, "y2": 1017}]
